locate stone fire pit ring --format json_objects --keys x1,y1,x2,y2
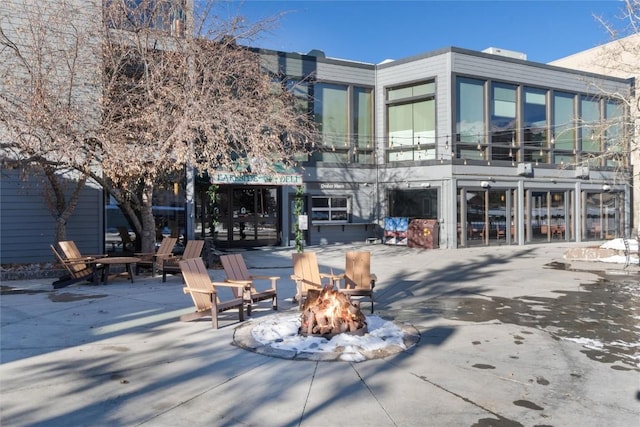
[{"x1": 233, "y1": 313, "x2": 421, "y2": 362}]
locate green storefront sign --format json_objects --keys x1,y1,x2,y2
[{"x1": 210, "y1": 173, "x2": 303, "y2": 185}]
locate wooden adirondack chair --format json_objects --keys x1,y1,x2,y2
[
  {"x1": 135, "y1": 236, "x2": 177, "y2": 276},
  {"x1": 220, "y1": 253, "x2": 278, "y2": 316},
  {"x1": 117, "y1": 227, "x2": 136, "y2": 253},
  {"x1": 50, "y1": 244, "x2": 104, "y2": 289},
  {"x1": 338, "y1": 251, "x2": 376, "y2": 314},
  {"x1": 162, "y1": 239, "x2": 205, "y2": 282},
  {"x1": 179, "y1": 257, "x2": 247, "y2": 329},
  {"x1": 291, "y1": 252, "x2": 339, "y2": 310}
]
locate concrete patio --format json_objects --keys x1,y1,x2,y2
[{"x1": 1, "y1": 243, "x2": 638, "y2": 426}]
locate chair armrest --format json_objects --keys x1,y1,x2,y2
[
  {"x1": 215, "y1": 281, "x2": 250, "y2": 289},
  {"x1": 249, "y1": 275, "x2": 279, "y2": 289},
  {"x1": 225, "y1": 279, "x2": 252, "y2": 285},
  {"x1": 135, "y1": 252, "x2": 155, "y2": 257},
  {"x1": 66, "y1": 256, "x2": 97, "y2": 262},
  {"x1": 250, "y1": 275, "x2": 280, "y2": 280},
  {"x1": 320, "y1": 272, "x2": 342, "y2": 287},
  {"x1": 183, "y1": 287, "x2": 216, "y2": 296}
]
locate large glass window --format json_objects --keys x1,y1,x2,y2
[
  {"x1": 310, "y1": 83, "x2": 373, "y2": 164},
  {"x1": 313, "y1": 83, "x2": 349, "y2": 162},
  {"x1": 286, "y1": 79, "x2": 311, "y2": 163},
  {"x1": 353, "y1": 87, "x2": 374, "y2": 163},
  {"x1": 311, "y1": 196, "x2": 350, "y2": 223},
  {"x1": 490, "y1": 82, "x2": 517, "y2": 161},
  {"x1": 387, "y1": 81, "x2": 436, "y2": 162},
  {"x1": 604, "y1": 100, "x2": 624, "y2": 167},
  {"x1": 388, "y1": 189, "x2": 438, "y2": 217},
  {"x1": 552, "y1": 91, "x2": 576, "y2": 165},
  {"x1": 584, "y1": 191, "x2": 622, "y2": 240},
  {"x1": 580, "y1": 96, "x2": 602, "y2": 164},
  {"x1": 453, "y1": 80, "x2": 627, "y2": 171},
  {"x1": 456, "y1": 77, "x2": 485, "y2": 160},
  {"x1": 523, "y1": 87, "x2": 547, "y2": 163}
]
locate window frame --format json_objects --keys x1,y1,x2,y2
[
  {"x1": 386, "y1": 80, "x2": 437, "y2": 162},
  {"x1": 310, "y1": 196, "x2": 351, "y2": 223}
]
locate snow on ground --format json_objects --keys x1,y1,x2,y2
[
  {"x1": 599, "y1": 238, "x2": 639, "y2": 264},
  {"x1": 250, "y1": 314, "x2": 409, "y2": 362}
]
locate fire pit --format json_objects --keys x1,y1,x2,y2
[
  {"x1": 233, "y1": 295, "x2": 420, "y2": 362},
  {"x1": 299, "y1": 287, "x2": 368, "y2": 338}
]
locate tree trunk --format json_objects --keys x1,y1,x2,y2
[{"x1": 139, "y1": 178, "x2": 157, "y2": 254}]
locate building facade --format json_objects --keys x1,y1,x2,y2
[{"x1": 204, "y1": 46, "x2": 633, "y2": 250}]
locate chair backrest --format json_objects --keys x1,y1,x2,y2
[
  {"x1": 157, "y1": 237, "x2": 178, "y2": 256},
  {"x1": 51, "y1": 244, "x2": 80, "y2": 277},
  {"x1": 292, "y1": 252, "x2": 322, "y2": 293},
  {"x1": 179, "y1": 257, "x2": 220, "y2": 309},
  {"x1": 344, "y1": 251, "x2": 372, "y2": 291},
  {"x1": 118, "y1": 227, "x2": 135, "y2": 245},
  {"x1": 220, "y1": 253, "x2": 253, "y2": 298},
  {"x1": 57, "y1": 241, "x2": 88, "y2": 274},
  {"x1": 58, "y1": 240, "x2": 82, "y2": 260},
  {"x1": 182, "y1": 240, "x2": 205, "y2": 260},
  {"x1": 220, "y1": 254, "x2": 250, "y2": 281}
]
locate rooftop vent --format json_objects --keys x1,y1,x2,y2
[
  {"x1": 306, "y1": 49, "x2": 326, "y2": 58},
  {"x1": 482, "y1": 47, "x2": 527, "y2": 60}
]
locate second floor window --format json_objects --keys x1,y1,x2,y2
[
  {"x1": 454, "y1": 76, "x2": 627, "y2": 169},
  {"x1": 311, "y1": 83, "x2": 373, "y2": 164},
  {"x1": 387, "y1": 81, "x2": 436, "y2": 162}
]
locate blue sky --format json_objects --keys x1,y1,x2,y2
[{"x1": 228, "y1": 0, "x2": 628, "y2": 64}]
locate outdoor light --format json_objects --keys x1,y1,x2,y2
[
  {"x1": 602, "y1": 184, "x2": 611, "y2": 192},
  {"x1": 480, "y1": 181, "x2": 491, "y2": 188}
]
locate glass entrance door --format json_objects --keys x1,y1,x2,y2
[{"x1": 212, "y1": 186, "x2": 280, "y2": 247}]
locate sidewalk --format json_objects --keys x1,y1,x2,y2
[{"x1": 1, "y1": 243, "x2": 638, "y2": 426}]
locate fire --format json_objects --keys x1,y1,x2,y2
[{"x1": 299, "y1": 285, "x2": 368, "y2": 337}]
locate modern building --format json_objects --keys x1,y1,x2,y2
[
  {"x1": 1, "y1": 0, "x2": 635, "y2": 264},
  {"x1": 203, "y1": 46, "x2": 633, "y2": 250}
]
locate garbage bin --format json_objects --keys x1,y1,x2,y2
[{"x1": 407, "y1": 219, "x2": 439, "y2": 249}]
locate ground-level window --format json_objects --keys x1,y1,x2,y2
[
  {"x1": 388, "y1": 189, "x2": 438, "y2": 218},
  {"x1": 311, "y1": 196, "x2": 350, "y2": 223}
]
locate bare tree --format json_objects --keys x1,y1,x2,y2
[{"x1": 1, "y1": 0, "x2": 315, "y2": 253}]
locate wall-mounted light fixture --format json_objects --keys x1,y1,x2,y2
[
  {"x1": 480, "y1": 181, "x2": 491, "y2": 188},
  {"x1": 602, "y1": 184, "x2": 611, "y2": 192},
  {"x1": 407, "y1": 182, "x2": 431, "y2": 189}
]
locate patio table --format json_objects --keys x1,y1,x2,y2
[{"x1": 95, "y1": 257, "x2": 141, "y2": 285}]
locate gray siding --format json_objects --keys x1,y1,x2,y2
[
  {"x1": 309, "y1": 224, "x2": 377, "y2": 246},
  {"x1": 315, "y1": 61, "x2": 375, "y2": 85},
  {"x1": 451, "y1": 51, "x2": 630, "y2": 94},
  {"x1": 1, "y1": 169, "x2": 104, "y2": 264}
]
